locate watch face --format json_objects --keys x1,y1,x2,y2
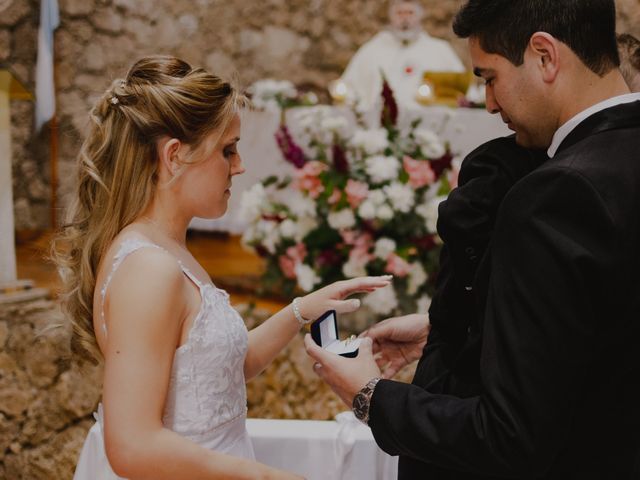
[{"x1": 353, "y1": 392, "x2": 368, "y2": 420}]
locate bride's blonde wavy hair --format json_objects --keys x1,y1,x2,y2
[{"x1": 52, "y1": 55, "x2": 243, "y2": 364}]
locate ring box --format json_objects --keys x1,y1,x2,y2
[{"x1": 310, "y1": 310, "x2": 361, "y2": 358}]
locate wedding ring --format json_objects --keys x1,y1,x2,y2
[{"x1": 313, "y1": 362, "x2": 322, "y2": 370}]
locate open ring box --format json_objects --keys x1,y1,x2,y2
[{"x1": 310, "y1": 310, "x2": 362, "y2": 358}]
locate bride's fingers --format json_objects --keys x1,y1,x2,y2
[
  {"x1": 337, "y1": 276, "x2": 393, "y2": 297},
  {"x1": 332, "y1": 298, "x2": 362, "y2": 314}
]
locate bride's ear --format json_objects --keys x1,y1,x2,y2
[{"x1": 158, "y1": 137, "x2": 183, "y2": 178}]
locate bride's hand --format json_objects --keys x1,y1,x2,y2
[{"x1": 297, "y1": 276, "x2": 393, "y2": 322}]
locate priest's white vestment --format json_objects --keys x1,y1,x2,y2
[{"x1": 341, "y1": 31, "x2": 465, "y2": 110}]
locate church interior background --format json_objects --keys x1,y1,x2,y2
[{"x1": 1, "y1": 0, "x2": 639, "y2": 477}]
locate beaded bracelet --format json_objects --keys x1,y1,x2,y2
[{"x1": 292, "y1": 297, "x2": 313, "y2": 326}]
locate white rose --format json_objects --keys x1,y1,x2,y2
[
  {"x1": 241, "y1": 224, "x2": 260, "y2": 246},
  {"x1": 368, "y1": 189, "x2": 387, "y2": 207},
  {"x1": 374, "y1": 238, "x2": 397, "y2": 260},
  {"x1": 365, "y1": 155, "x2": 400, "y2": 184},
  {"x1": 350, "y1": 128, "x2": 390, "y2": 155},
  {"x1": 239, "y1": 183, "x2": 267, "y2": 222},
  {"x1": 279, "y1": 219, "x2": 297, "y2": 238},
  {"x1": 328, "y1": 209, "x2": 356, "y2": 230},
  {"x1": 320, "y1": 116, "x2": 349, "y2": 134},
  {"x1": 287, "y1": 193, "x2": 317, "y2": 219},
  {"x1": 414, "y1": 128, "x2": 446, "y2": 159},
  {"x1": 416, "y1": 195, "x2": 446, "y2": 233},
  {"x1": 363, "y1": 284, "x2": 398, "y2": 315},
  {"x1": 295, "y1": 216, "x2": 318, "y2": 241},
  {"x1": 295, "y1": 263, "x2": 321, "y2": 292},
  {"x1": 384, "y1": 182, "x2": 415, "y2": 213},
  {"x1": 416, "y1": 294, "x2": 432, "y2": 314},
  {"x1": 342, "y1": 258, "x2": 368, "y2": 278},
  {"x1": 376, "y1": 204, "x2": 394, "y2": 221},
  {"x1": 407, "y1": 262, "x2": 428, "y2": 295},
  {"x1": 358, "y1": 200, "x2": 377, "y2": 220}
]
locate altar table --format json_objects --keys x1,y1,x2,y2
[
  {"x1": 191, "y1": 106, "x2": 509, "y2": 233},
  {"x1": 247, "y1": 413, "x2": 398, "y2": 480}
]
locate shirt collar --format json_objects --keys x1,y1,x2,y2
[{"x1": 547, "y1": 93, "x2": 640, "y2": 158}]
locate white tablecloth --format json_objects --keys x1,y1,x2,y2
[
  {"x1": 247, "y1": 412, "x2": 398, "y2": 480},
  {"x1": 191, "y1": 106, "x2": 509, "y2": 233}
]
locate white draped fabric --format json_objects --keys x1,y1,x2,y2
[{"x1": 247, "y1": 413, "x2": 398, "y2": 480}]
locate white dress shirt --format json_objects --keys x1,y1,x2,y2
[{"x1": 547, "y1": 92, "x2": 640, "y2": 157}]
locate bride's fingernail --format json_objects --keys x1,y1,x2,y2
[{"x1": 351, "y1": 299, "x2": 361, "y2": 308}]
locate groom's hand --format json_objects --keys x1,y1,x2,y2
[
  {"x1": 360, "y1": 313, "x2": 430, "y2": 379},
  {"x1": 304, "y1": 335, "x2": 381, "y2": 408}
]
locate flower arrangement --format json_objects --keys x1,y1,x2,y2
[
  {"x1": 247, "y1": 79, "x2": 318, "y2": 112},
  {"x1": 240, "y1": 81, "x2": 458, "y2": 318}
]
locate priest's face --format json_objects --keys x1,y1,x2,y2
[
  {"x1": 390, "y1": 2, "x2": 422, "y2": 32},
  {"x1": 469, "y1": 37, "x2": 557, "y2": 149}
]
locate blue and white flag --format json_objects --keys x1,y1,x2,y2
[{"x1": 35, "y1": 0, "x2": 60, "y2": 131}]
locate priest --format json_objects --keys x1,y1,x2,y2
[{"x1": 340, "y1": 0, "x2": 465, "y2": 110}]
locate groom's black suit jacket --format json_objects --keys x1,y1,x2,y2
[{"x1": 369, "y1": 102, "x2": 640, "y2": 479}]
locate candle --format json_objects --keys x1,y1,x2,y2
[
  {"x1": 329, "y1": 80, "x2": 349, "y2": 104},
  {"x1": 415, "y1": 80, "x2": 435, "y2": 105}
]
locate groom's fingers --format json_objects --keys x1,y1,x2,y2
[{"x1": 304, "y1": 334, "x2": 340, "y2": 369}]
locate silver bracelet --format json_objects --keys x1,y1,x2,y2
[{"x1": 292, "y1": 297, "x2": 312, "y2": 326}]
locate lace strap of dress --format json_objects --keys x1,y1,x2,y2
[{"x1": 99, "y1": 238, "x2": 167, "y2": 337}]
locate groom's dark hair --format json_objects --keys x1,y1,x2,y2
[{"x1": 453, "y1": 0, "x2": 620, "y2": 76}]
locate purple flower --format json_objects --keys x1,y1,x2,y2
[
  {"x1": 332, "y1": 144, "x2": 349, "y2": 173},
  {"x1": 380, "y1": 77, "x2": 398, "y2": 128},
  {"x1": 430, "y1": 152, "x2": 453, "y2": 179},
  {"x1": 275, "y1": 124, "x2": 307, "y2": 168}
]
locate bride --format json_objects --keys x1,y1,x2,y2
[{"x1": 54, "y1": 55, "x2": 391, "y2": 479}]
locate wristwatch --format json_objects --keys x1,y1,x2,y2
[{"x1": 352, "y1": 377, "x2": 381, "y2": 425}]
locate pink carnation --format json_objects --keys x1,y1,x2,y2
[
  {"x1": 352, "y1": 233, "x2": 374, "y2": 262},
  {"x1": 448, "y1": 165, "x2": 459, "y2": 190},
  {"x1": 342, "y1": 230, "x2": 374, "y2": 261},
  {"x1": 287, "y1": 243, "x2": 307, "y2": 263},
  {"x1": 278, "y1": 255, "x2": 297, "y2": 279},
  {"x1": 295, "y1": 161, "x2": 328, "y2": 199},
  {"x1": 403, "y1": 155, "x2": 436, "y2": 189},
  {"x1": 345, "y1": 179, "x2": 369, "y2": 208},
  {"x1": 340, "y1": 230, "x2": 358, "y2": 245},
  {"x1": 278, "y1": 243, "x2": 308, "y2": 279},
  {"x1": 385, "y1": 253, "x2": 411, "y2": 277},
  {"x1": 328, "y1": 188, "x2": 343, "y2": 205}
]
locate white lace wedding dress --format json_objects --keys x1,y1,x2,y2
[{"x1": 73, "y1": 238, "x2": 255, "y2": 479}]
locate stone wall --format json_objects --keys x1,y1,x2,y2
[
  {"x1": 3, "y1": 0, "x2": 639, "y2": 229},
  {"x1": 0, "y1": 296, "x2": 102, "y2": 480}
]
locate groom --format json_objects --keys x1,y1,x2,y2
[{"x1": 305, "y1": 0, "x2": 640, "y2": 478}]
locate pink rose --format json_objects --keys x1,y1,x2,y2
[
  {"x1": 403, "y1": 155, "x2": 436, "y2": 189},
  {"x1": 345, "y1": 179, "x2": 369, "y2": 208},
  {"x1": 279, "y1": 243, "x2": 308, "y2": 279},
  {"x1": 279, "y1": 255, "x2": 297, "y2": 279},
  {"x1": 385, "y1": 253, "x2": 411, "y2": 277},
  {"x1": 286, "y1": 243, "x2": 307, "y2": 263},
  {"x1": 328, "y1": 188, "x2": 343, "y2": 205},
  {"x1": 348, "y1": 233, "x2": 374, "y2": 266},
  {"x1": 295, "y1": 161, "x2": 329, "y2": 199},
  {"x1": 340, "y1": 229, "x2": 358, "y2": 245},
  {"x1": 448, "y1": 165, "x2": 459, "y2": 190}
]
